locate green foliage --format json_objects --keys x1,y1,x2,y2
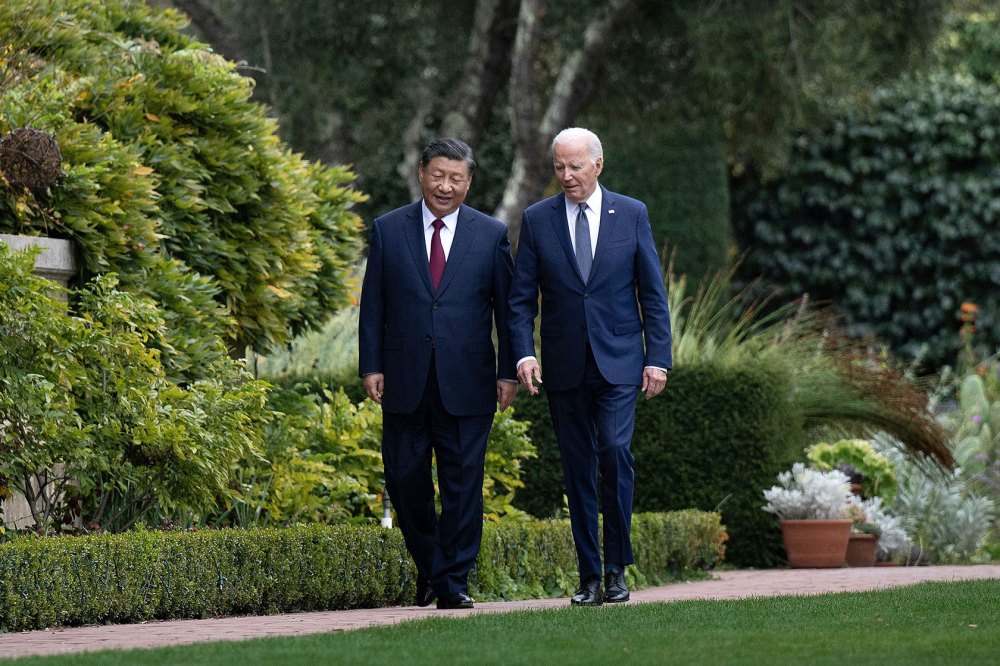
[
  {"x1": 0, "y1": 511, "x2": 726, "y2": 631},
  {"x1": 482, "y1": 409, "x2": 536, "y2": 522},
  {"x1": 934, "y1": 7, "x2": 1000, "y2": 86},
  {"x1": 211, "y1": 386, "x2": 385, "y2": 528},
  {"x1": 930, "y1": 358, "x2": 1000, "y2": 543},
  {"x1": 0, "y1": 0, "x2": 366, "y2": 366},
  {"x1": 884, "y1": 438, "x2": 996, "y2": 563},
  {"x1": 0, "y1": 243, "x2": 270, "y2": 534},
  {"x1": 211, "y1": 384, "x2": 536, "y2": 528},
  {"x1": 256, "y1": 268, "x2": 362, "y2": 383},
  {"x1": 596, "y1": 118, "x2": 731, "y2": 283},
  {"x1": 807, "y1": 438, "x2": 899, "y2": 504},
  {"x1": 203, "y1": 0, "x2": 477, "y2": 219},
  {"x1": 732, "y1": 69, "x2": 1000, "y2": 369},
  {"x1": 0, "y1": 525, "x2": 413, "y2": 632}
]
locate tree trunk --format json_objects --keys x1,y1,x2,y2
[
  {"x1": 440, "y1": 0, "x2": 521, "y2": 146},
  {"x1": 495, "y1": 0, "x2": 637, "y2": 247}
]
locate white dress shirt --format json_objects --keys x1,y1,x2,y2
[
  {"x1": 565, "y1": 188, "x2": 602, "y2": 259},
  {"x1": 422, "y1": 201, "x2": 457, "y2": 260}
]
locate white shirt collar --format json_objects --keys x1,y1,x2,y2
[
  {"x1": 564, "y1": 186, "x2": 602, "y2": 220},
  {"x1": 421, "y1": 201, "x2": 460, "y2": 231}
]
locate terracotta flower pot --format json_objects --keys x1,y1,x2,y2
[
  {"x1": 779, "y1": 519, "x2": 852, "y2": 568},
  {"x1": 845, "y1": 533, "x2": 878, "y2": 567}
]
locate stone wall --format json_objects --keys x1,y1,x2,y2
[{"x1": 1, "y1": 234, "x2": 78, "y2": 529}]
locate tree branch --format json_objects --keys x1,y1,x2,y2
[
  {"x1": 440, "y1": 0, "x2": 521, "y2": 147},
  {"x1": 495, "y1": 0, "x2": 636, "y2": 244}
]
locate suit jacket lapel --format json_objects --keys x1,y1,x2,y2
[
  {"x1": 436, "y1": 205, "x2": 477, "y2": 293},
  {"x1": 403, "y1": 202, "x2": 434, "y2": 293},
  {"x1": 550, "y1": 194, "x2": 586, "y2": 283},
  {"x1": 589, "y1": 186, "x2": 616, "y2": 278}
]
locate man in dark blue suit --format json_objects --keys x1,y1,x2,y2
[
  {"x1": 359, "y1": 138, "x2": 516, "y2": 610},
  {"x1": 508, "y1": 127, "x2": 671, "y2": 606}
]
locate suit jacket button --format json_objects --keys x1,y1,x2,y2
[{"x1": 433, "y1": 302, "x2": 439, "y2": 310}]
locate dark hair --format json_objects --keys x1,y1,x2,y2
[{"x1": 420, "y1": 138, "x2": 476, "y2": 175}]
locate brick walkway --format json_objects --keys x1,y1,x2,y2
[{"x1": 2, "y1": 564, "x2": 999, "y2": 660}]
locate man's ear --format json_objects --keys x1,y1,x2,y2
[{"x1": 595, "y1": 156, "x2": 604, "y2": 177}]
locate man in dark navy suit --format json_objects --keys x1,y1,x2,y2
[
  {"x1": 359, "y1": 138, "x2": 516, "y2": 610},
  {"x1": 508, "y1": 127, "x2": 672, "y2": 606}
]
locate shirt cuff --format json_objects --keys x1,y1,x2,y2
[{"x1": 516, "y1": 356, "x2": 537, "y2": 369}]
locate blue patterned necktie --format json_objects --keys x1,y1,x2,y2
[{"x1": 574, "y1": 203, "x2": 592, "y2": 281}]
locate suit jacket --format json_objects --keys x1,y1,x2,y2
[
  {"x1": 508, "y1": 186, "x2": 671, "y2": 391},
  {"x1": 359, "y1": 202, "x2": 515, "y2": 415}
]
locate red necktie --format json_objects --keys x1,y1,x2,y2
[{"x1": 430, "y1": 218, "x2": 446, "y2": 289}]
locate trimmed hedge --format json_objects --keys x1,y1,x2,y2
[
  {"x1": 0, "y1": 512, "x2": 725, "y2": 632},
  {"x1": 513, "y1": 361, "x2": 804, "y2": 568}
]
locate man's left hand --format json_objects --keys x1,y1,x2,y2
[
  {"x1": 641, "y1": 367, "x2": 668, "y2": 400},
  {"x1": 497, "y1": 380, "x2": 517, "y2": 412}
]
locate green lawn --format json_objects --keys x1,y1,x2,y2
[{"x1": 12, "y1": 580, "x2": 999, "y2": 665}]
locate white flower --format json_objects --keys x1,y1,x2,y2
[{"x1": 763, "y1": 463, "x2": 853, "y2": 520}]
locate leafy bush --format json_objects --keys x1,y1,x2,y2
[
  {"x1": 210, "y1": 383, "x2": 536, "y2": 528},
  {"x1": 0, "y1": 0, "x2": 365, "y2": 368},
  {"x1": 887, "y1": 443, "x2": 996, "y2": 564},
  {"x1": 732, "y1": 71, "x2": 1000, "y2": 369},
  {"x1": 0, "y1": 511, "x2": 726, "y2": 631},
  {"x1": 0, "y1": 243, "x2": 270, "y2": 535}
]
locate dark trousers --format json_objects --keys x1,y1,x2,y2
[
  {"x1": 381, "y1": 358, "x2": 492, "y2": 596},
  {"x1": 546, "y1": 345, "x2": 638, "y2": 582}
]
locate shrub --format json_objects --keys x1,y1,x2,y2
[
  {"x1": 209, "y1": 386, "x2": 536, "y2": 528},
  {"x1": 0, "y1": 511, "x2": 726, "y2": 631},
  {"x1": 732, "y1": 71, "x2": 1000, "y2": 369},
  {"x1": 0, "y1": 244, "x2": 270, "y2": 534}
]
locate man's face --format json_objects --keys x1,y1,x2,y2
[
  {"x1": 553, "y1": 138, "x2": 603, "y2": 204},
  {"x1": 418, "y1": 157, "x2": 472, "y2": 218}
]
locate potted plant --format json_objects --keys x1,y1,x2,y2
[
  {"x1": 844, "y1": 502, "x2": 881, "y2": 567},
  {"x1": 762, "y1": 463, "x2": 855, "y2": 567},
  {"x1": 806, "y1": 439, "x2": 898, "y2": 504}
]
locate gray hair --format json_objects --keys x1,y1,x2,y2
[{"x1": 552, "y1": 127, "x2": 603, "y2": 162}]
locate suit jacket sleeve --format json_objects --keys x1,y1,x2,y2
[
  {"x1": 635, "y1": 203, "x2": 672, "y2": 369},
  {"x1": 507, "y1": 209, "x2": 540, "y2": 363},
  {"x1": 493, "y1": 224, "x2": 517, "y2": 381},
  {"x1": 358, "y1": 218, "x2": 384, "y2": 377}
]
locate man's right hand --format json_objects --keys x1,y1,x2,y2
[
  {"x1": 516, "y1": 359, "x2": 543, "y2": 396},
  {"x1": 363, "y1": 373, "x2": 385, "y2": 405}
]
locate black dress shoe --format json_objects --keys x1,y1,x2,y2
[
  {"x1": 415, "y1": 574, "x2": 437, "y2": 607},
  {"x1": 604, "y1": 569, "x2": 629, "y2": 603},
  {"x1": 437, "y1": 592, "x2": 475, "y2": 609},
  {"x1": 570, "y1": 578, "x2": 603, "y2": 606}
]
